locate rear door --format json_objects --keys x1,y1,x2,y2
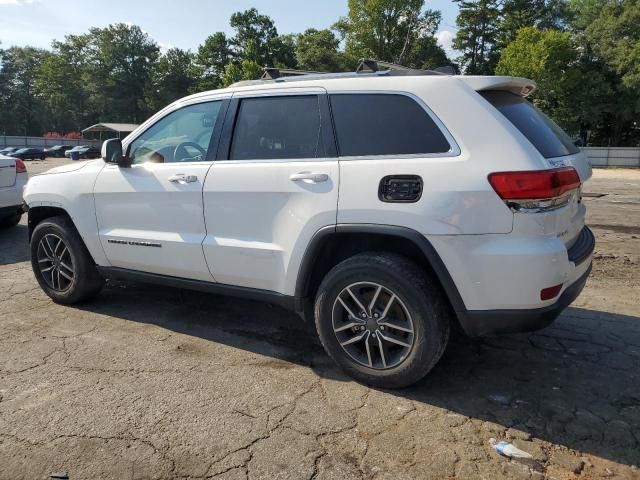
[
  {"x1": 0, "y1": 156, "x2": 16, "y2": 188},
  {"x1": 202, "y1": 89, "x2": 339, "y2": 294},
  {"x1": 94, "y1": 98, "x2": 227, "y2": 281},
  {"x1": 331, "y1": 92, "x2": 488, "y2": 233}
]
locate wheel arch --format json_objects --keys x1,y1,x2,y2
[
  {"x1": 28, "y1": 206, "x2": 76, "y2": 241},
  {"x1": 295, "y1": 224, "x2": 467, "y2": 321}
]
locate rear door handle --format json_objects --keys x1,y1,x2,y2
[
  {"x1": 289, "y1": 172, "x2": 329, "y2": 184},
  {"x1": 168, "y1": 174, "x2": 198, "y2": 184}
]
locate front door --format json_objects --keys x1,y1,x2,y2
[{"x1": 94, "y1": 98, "x2": 227, "y2": 281}]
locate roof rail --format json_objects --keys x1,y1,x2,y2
[
  {"x1": 355, "y1": 58, "x2": 450, "y2": 76},
  {"x1": 229, "y1": 60, "x2": 456, "y2": 87},
  {"x1": 261, "y1": 67, "x2": 324, "y2": 80},
  {"x1": 356, "y1": 59, "x2": 413, "y2": 73}
]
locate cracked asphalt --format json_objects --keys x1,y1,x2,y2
[{"x1": 1, "y1": 160, "x2": 639, "y2": 480}]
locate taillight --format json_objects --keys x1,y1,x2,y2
[
  {"x1": 488, "y1": 167, "x2": 580, "y2": 212},
  {"x1": 15, "y1": 159, "x2": 27, "y2": 174}
]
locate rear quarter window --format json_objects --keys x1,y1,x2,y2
[
  {"x1": 480, "y1": 91, "x2": 579, "y2": 159},
  {"x1": 329, "y1": 93, "x2": 451, "y2": 157}
]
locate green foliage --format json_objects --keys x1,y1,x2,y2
[
  {"x1": 4, "y1": 1, "x2": 638, "y2": 145},
  {"x1": 222, "y1": 59, "x2": 263, "y2": 87},
  {"x1": 296, "y1": 29, "x2": 346, "y2": 72},
  {"x1": 194, "y1": 32, "x2": 232, "y2": 91},
  {"x1": 498, "y1": 0, "x2": 569, "y2": 48},
  {"x1": 453, "y1": 0, "x2": 501, "y2": 74},
  {"x1": 496, "y1": 27, "x2": 581, "y2": 129},
  {"x1": 146, "y1": 48, "x2": 197, "y2": 111},
  {"x1": 587, "y1": 0, "x2": 640, "y2": 90},
  {"x1": 0, "y1": 46, "x2": 50, "y2": 136},
  {"x1": 336, "y1": 0, "x2": 449, "y2": 68}
]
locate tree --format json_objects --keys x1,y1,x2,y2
[
  {"x1": 453, "y1": 0, "x2": 501, "y2": 74},
  {"x1": 194, "y1": 32, "x2": 232, "y2": 91},
  {"x1": 222, "y1": 59, "x2": 263, "y2": 87},
  {"x1": 498, "y1": 0, "x2": 569, "y2": 48},
  {"x1": 567, "y1": 0, "x2": 608, "y2": 30},
  {"x1": 296, "y1": 29, "x2": 346, "y2": 72},
  {"x1": 229, "y1": 8, "x2": 279, "y2": 65},
  {"x1": 221, "y1": 9, "x2": 297, "y2": 82},
  {"x1": 496, "y1": 27, "x2": 614, "y2": 142},
  {"x1": 335, "y1": 0, "x2": 447, "y2": 67},
  {"x1": 146, "y1": 48, "x2": 197, "y2": 111},
  {"x1": 36, "y1": 34, "x2": 93, "y2": 133},
  {"x1": 88, "y1": 23, "x2": 160, "y2": 123},
  {"x1": 0, "y1": 46, "x2": 50, "y2": 135},
  {"x1": 586, "y1": 0, "x2": 640, "y2": 90}
]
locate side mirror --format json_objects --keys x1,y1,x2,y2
[{"x1": 101, "y1": 138, "x2": 130, "y2": 167}]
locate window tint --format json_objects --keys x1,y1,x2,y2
[
  {"x1": 329, "y1": 94, "x2": 451, "y2": 157},
  {"x1": 480, "y1": 91, "x2": 579, "y2": 159},
  {"x1": 129, "y1": 101, "x2": 222, "y2": 164},
  {"x1": 230, "y1": 96, "x2": 325, "y2": 160}
]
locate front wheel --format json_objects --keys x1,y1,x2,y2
[
  {"x1": 315, "y1": 253, "x2": 451, "y2": 388},
  {"x1": 31, "y1": 216, "x2": 104, "y2": 304}
]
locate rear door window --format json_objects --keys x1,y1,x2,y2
[
  {"x1": 329, "y1": 93, "x2": 451, "y2": 157},
  {"x1": 480, "y1": 91, "x2": 579, "y2": 159},
  {"x1": 230, "y1": 95, "x2": 325, "y2": 160}
]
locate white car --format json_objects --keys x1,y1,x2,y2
[
  {"x1": 23, "y1": 63, "x2": 594, "y2": 387},
  {"x1": 0, "y1": 155, "x2": 27, "y2": 227}
]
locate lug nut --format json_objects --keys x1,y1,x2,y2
[
  {"x1": 374, "y1": 313, "x2": 379, "y2": 318},
  {"x1": 380, "y1": 325, "x2": 385, "y2": 331}
]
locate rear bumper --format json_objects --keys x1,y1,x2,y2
[{"x1": 457, "y1": 261, "x2": 592, "y2": 337}]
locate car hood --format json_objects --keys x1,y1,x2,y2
[{"x1": 38, "y1": 159, "x2": 100, "y2": 175}]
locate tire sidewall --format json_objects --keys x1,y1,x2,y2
[
  {"x1": 30, "y1": 218, "x2": 91, "y2": 303},
  {"x1": 315, "y1": 257, "x2": 447, "y2": 387}
]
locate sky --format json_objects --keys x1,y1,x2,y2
[{"x1": 0, "y1": 0, "x2": 459, "y2": 58}]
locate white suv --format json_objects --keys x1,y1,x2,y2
[
  {"x1": 0, "y1": 154, "x2": 27, "y2": 228},
  {"x1": 23, "y1": 65, "x2": 594, "y2": 387}
]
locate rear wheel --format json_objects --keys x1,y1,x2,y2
[
  {"x1": 314, "y1": 252, "x2": 451, "y2": 388},
  {"x1": 31, "y1": 216, "x2": 104, "y2": 304}
]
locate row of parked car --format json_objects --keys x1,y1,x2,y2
[{"x1": 0, "y1": 145, "x2": 101, "y2": 160}]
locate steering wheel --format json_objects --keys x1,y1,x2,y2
[{"x1": 173, "y1": 142, "x2": 207, "y2": 162}]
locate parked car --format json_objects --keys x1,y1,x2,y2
[
  {"x1": 44, "y1": 145, "x2": 73, "y2": 158},
  {"x1": 64, "y1": 145, "x2": 100, "y2": 159},
  {"x1": 0, "y1": 147, "x2": 21, "y2": 155},
  {"x1": 23, "y1": 63, "x2": 594, "y2": 388},
  {"x1": 8, "y1": 147, "x2": 46, "y2": 161},
  {"x1": 0, "y1": 154, "x2": 28, "y2": 228}
]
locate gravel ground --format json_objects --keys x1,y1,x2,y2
[{"x1": 1, "y1": 159, "x2": 639, "y2": 480}]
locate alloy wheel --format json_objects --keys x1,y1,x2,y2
[
  {"x1": 37, "y1": 233, "x2": 75, "y2": 291},
  {"x1": 332, "y1": 282, "x2": 415, "y2": 369}
]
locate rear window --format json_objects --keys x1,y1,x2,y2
[
  {"x1": 329, "y1": 94, "x2": 451, "y2": 157},
  {"x1": 480, "y1": 91, "x2": 579, "y2": 159},
  {"x1": 230, "y1": 95, "x2": 325, "y2": 160}
]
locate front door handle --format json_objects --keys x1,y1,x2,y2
[
  {"x1": 289, "y1": 172, "x2": 329, "y2": 184},
  {"x1": 168, "y1": 174, "x2": 198, "y2": 184}
]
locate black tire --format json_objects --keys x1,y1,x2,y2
[
  {"x1": 0, "y1": 213, "x2": 21, "y2": 228},
  {"x1": 315, "y1": 252, "x2": 451, "y2": 388},
  {"x1": 30, "y1": 216, "x2": 104, "y2": 304},
  {"x1": 40, "y1": 155, "x2": 46, "y2": 160}
]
